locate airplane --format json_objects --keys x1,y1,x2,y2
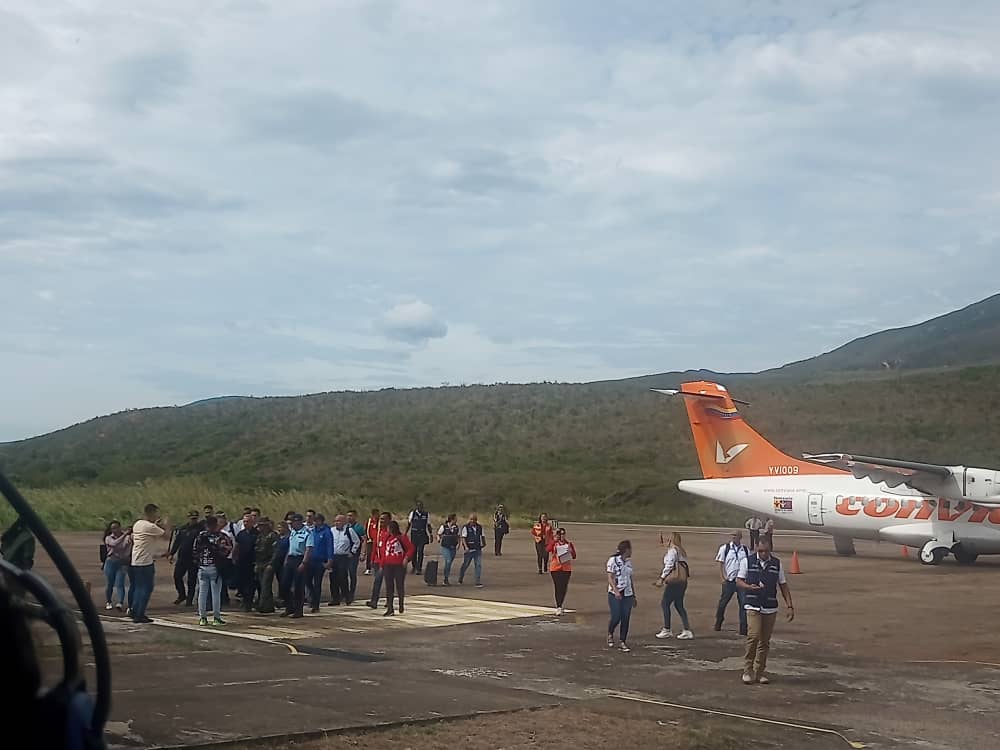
[{"x1": 657, "y1": 381, "x2": 1000, "y2": 565}]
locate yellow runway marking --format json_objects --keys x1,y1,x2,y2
[{"x1": 606, "y1": 692, "x2": 867, "y2": 749}]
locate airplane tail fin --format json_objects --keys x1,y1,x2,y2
[{"x1": 654, "y1": 381, "x2": 845, "y2": 479}]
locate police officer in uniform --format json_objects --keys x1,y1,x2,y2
[
  {"x1": 406, "y1": 500, "x2": 432, "y2": 575},
  {"x1": 736, "y1": 537, "x2": 794, "y2": 685}
]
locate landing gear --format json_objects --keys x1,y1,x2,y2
[
  {"x1": 833, "y1": 536, "x2": 857, "y2": 556},
  {"x1": 919, "y1": 544, "x2": 948, "y2": 566},
  {"x1": 952, "y1": 545, "x2": 979, "y2": 566}
]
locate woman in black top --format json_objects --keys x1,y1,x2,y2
[{"x1": 438, "y1": 513, "x2": 461, "y2": 585}]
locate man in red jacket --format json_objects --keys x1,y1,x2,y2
[{"x1": 365, "y1": 512, "x2": 393, "y2": 609}]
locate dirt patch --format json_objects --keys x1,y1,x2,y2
[{"x1": 244, "y1": 705, "x2": 843, "y2": 750}]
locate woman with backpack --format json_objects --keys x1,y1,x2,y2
[
  {"x1": 102, "y1": 520, "x2": 132, "y2": 612},
  {"x1": 437, "y1": 514, "x2": 461, "y2": 585},
  {"x1": 492, "y1": 504, "x2": 510, "y2": 556},
  {"x1": 655, "y1": 531, "x2": 694, "y2": 640}
]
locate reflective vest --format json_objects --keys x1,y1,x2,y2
[{"x1": 743, "y1": 553, "x2": 781, "y2": 610}]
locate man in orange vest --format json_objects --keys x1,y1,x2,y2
[{"x1": 531, "y1": 514, "x2": 554, "y2": 575}]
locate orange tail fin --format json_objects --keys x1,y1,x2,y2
[{"x1": 656, "y1": 381, "x2": 845, "y2": 479}]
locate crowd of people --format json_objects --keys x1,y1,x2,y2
[{"x1": 96, "y1": 505, "x2": 792, "y2": 684}]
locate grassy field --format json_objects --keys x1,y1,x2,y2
[{"x1": 4, "y1": 365, "x2": 1000, "y2": 531}]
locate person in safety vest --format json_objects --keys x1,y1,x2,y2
[{"x1": 736, "y1": 537, "x2": 794, "y2": 685}]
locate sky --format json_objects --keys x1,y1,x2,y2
[{"x1": 2, "y1": 1, "x2": 1000, "y2": 441}]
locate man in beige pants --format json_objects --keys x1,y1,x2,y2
[{"x1": 736, "y1": 538, "x2": 794, "y2": 684}]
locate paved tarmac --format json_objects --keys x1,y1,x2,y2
[{"x1": 31, "y1": 524, "x2": 1000, "y2": 749}]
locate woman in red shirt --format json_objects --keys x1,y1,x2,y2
[
  {"x1": 546, "y1": 527, "x2": 577, "y2": 616},
  {"x1": 381, "y1": 520, "x2": 415, "y2": 616}
]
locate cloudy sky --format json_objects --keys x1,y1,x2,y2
[{"x1": 2, "y1": 1, "x2": 999, "y2": 440}]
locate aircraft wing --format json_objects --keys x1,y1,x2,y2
[{"x1": 803, "y1": 453, "x2": 954, "y2": 495}]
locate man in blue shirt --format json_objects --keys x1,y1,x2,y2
[
  {"x1": 281, "y1": 514, "x2": 311, "y2": 619},
  {"x1": 303, "y1": 513, "x2": 334, "y2": 614}
]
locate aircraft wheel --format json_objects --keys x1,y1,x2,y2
[
  {"x1": 920, "y1": 547, "x2": 947, "y2": 566},
  {"x1": 953, "y1": 545, "x2": 978, "y2": 565}
]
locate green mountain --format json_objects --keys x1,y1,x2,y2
[{"x1": 2, "y1": 294, "x2": 999, "y2": 526}]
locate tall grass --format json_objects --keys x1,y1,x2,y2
[{"x1": 1, "y1": 476, "x2": 736, "y2": 532}]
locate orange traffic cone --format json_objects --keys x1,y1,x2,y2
[
  {"x1": 901, "y1": 546, "x2": 909, "y2": 558},
  {"x1": 789, "y1": 550, "x2": 801, "y2": 574}
]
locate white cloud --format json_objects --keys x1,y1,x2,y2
[
  {"x1": 2, "y1": 0, "x2": 1000, "y2": 439},
  {"x1": 380, "y1": 300, "x2": 448, "y2": 343}
]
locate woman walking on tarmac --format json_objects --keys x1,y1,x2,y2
[
  {"x1": 531, "y1": 513, "x2": 554, "y2": 574},
  {"x1": 655, "y1": 531, "x2": 694, "y2": 640},
  {"x1": 438, "y1": 513, "x2": 461, "y2": 585},
  {"x1": 381, "y1": 520, "x2": 415, "y2": 616},
  {"x1": 607, "y1": 540, "x2": 636, "y2": 652},
  {"x1": 547, "y1": 527, "x2": 576, "y2": 615},
  {"x1": 102, "y1": 521, "x2": 131, "y2": 611}
]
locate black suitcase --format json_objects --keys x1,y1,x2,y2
[{"x1": 424, "y1": 559, "x2": 439, "y2": 586}]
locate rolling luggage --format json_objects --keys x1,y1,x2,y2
[{"x1": 424, "y1": 559, "x2": 439, "y2": 586}]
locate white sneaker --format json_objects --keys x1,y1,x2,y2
[
  {"x1": 677, "y1": 630, "x2": 694, "y2": 640},
  {"x1": 742, "y1": 672, "x2": 756, "y2": 685},
  {"x1": 757, "y1": 674, "x2": 770, "y2": 685},
  {"x1": 620, "y1": 642, "x2": 631, "y2": 652},
  {"x1": 655, "y1": 628, "x2": 673, "y2": 639},
  {"x1": 105, "y1": 602, "x2": 113, "y2": 611},
  {"x1": 555, "y1": 607, "x2": 564, "y2": 616}
]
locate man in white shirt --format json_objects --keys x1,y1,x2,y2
[
  {"x1": 130, "y1": 503, "x2": 171, "y2": 624},
  {"x1": 714, "y1": 531, "x2": 750, "y2": 635},
  {"x1": 328, "y1": 515, "x2": 361, "y2": 606},
  {"x1": 744, "y1": 516, "x2": 763, "y2": 548},
  {"x1": 736, "y1": 538, "x2": 795, "y2": 685}
]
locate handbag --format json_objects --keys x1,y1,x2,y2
[{"x1": 664, "y1": 560, "x2": 689, "y2": 585}]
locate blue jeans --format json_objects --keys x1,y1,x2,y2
[
  {"x1": 459, "y1": 550, "x2": 482, "y2": 584},
  {"x1": 198, "y1": 565, "x2": 223, "y2": 619},
  {"x1": 716, "y1": 580, "x2": 748, "y2": 633},
  {"x1": 130, "y1": 563, "x2": 156, "y2": 620},
  {"x1": 661, "y1": 582, "x2": 691, "y2": 631},
  {"x1": 441, "y1": 545, "x2": 457, "y2": 581},
  {"x1": 608, "y1": 592, "x2": 635, "y2": 642},
  {"x1": 103, "y1": 558, "x2": 127, "y2": 606}
]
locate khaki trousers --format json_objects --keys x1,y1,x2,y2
[{"x1": 744, "y1": 610, "x2": 777, "y2": 676}]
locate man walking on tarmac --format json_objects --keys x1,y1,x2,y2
[
  {"x1": 714, "y1": 530, "x2": 750, "y2": 635},
  {"x1": 169, "y1": 511, "x2": 201, "y2": 606},
  {"x1": 736, "y1": 537, "x2": 794, "y2": 685},
  {"x1": 406, "y1": 499, "x2": 432, "y2": 575}
]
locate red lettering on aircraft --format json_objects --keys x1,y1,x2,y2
[
  {"x1": 864, "y1": 498, "x2": 900, "y2": 518},
  {"x1": 836, "y1": 496, "x2": 860, "y2": 515},
  {"x1": 834, "y1": 497, "x2": 1000, "y2": 525}
]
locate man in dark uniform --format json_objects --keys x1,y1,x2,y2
[
  {"x1": 169, "y1": 511, "x2": 202, "y2": 606},
  {"x1": 736, "y1": 538, "x2": 795, "y2": 685},
  {"x1": 254, "y1": 518, "x2": 279, "y2": 613},
  {"x1": 233, "y1": 512, "x2": 259, "y2": 612},
  {"x1": 406, "y1": 500, "x2": 432, "y2": 575}
]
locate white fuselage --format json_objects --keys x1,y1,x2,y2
[{"x1": 679, "y1": 475, "x2": 1000, "y2": 554}]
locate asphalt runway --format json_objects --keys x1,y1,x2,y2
[{"x1": 32, "y1": 524, "x2": 1000, "y2": 749}]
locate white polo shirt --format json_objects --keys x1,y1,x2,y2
[{"x1": 716, "y1": 542, "x2": 750, "y2": 581}]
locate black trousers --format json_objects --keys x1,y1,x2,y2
[
  {"x1": 383, "y1": 564, "x2": 406, "y2": 611},
  {"x1": 282, "y1": 555, "x2": 305, "y2": 615},
  {"x1": 749, "y1": 530, "x2": 760, "y2": 548},
  {"x1": 410, "y1": 533, "x2": 428, "y2": 573},
  {"x1": 328, "y1": 555, "x2": 352, "y2": 604},
  {"x1": 494, "y1": 530, "x2": 506, "y2": 555},
  {"x1": 551, "y1": 570, "x2": 571, "y2": 608},
  {"x1": 535, "y1": 541, "x2": 548, "y2": 572},
  {"x1": 349, "y1": 552, "x2": 360, "y2": 599},
  {"x1": 363, "y1": 541, "x2": 374, "y2": 572},
  {"x1": 173, "y1": 558, "x2": 197, "y2": 603},
  {"x1": 368, "y1": 564, "x2": 384, "y2": 607},
  {"x1": 237, "y1": 564, "x2": 256, "y2": 611},
  {"x1": 308, "y1": 564, "x2": 329, "y2": 610}
]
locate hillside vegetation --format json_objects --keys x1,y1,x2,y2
[{"x1": 4, "y1": 365, "x2": 1000, "y2": 530}]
